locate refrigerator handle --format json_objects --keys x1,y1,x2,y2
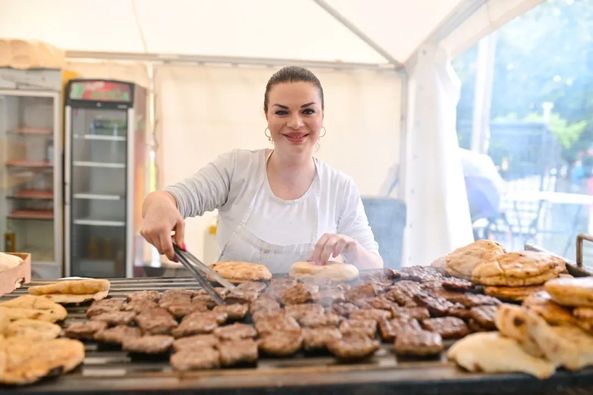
[{"x1": 63, "y1": 152, "x2": 69, "y2": 206}]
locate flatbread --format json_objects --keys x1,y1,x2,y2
[
  {"x1": 0, "y1": 295, "x2": 67, "y2": 322},
  {"x1": 445, "y1": 240, "x2": 506, "y2": 280},
  {"x1": 4, "y1": 319, "x2": 61, "y2": 340},
  {"x1": 472, "y1": 251, "x2": 566, "y2": 286},
  {"x1": 494, "y1": 304, "x2": 543, "y2": 357},
  {"x1": 447, "y1": 332, "x2": 555, "y2": 379},
  {"x1": 524, "y1": 309, "x2": 593, "y2": 371},
  {"x1": 289, "y1": 261, "x2": 359, "y2": 282},
  {"x1": 484, "y1": 284, "x2": 543, "y2": 302},
  {"x1": 2, "y1": 337, "x2": 84, "y2": 385},
  {"x1": 28, "y1": 279, "x2": 110, "y2": 296},
  {"x1": 522, "y1": 291, "x2": 577, "y2": 327},
  {"x1": 210, "y1": 261, "x2": 272, "y2": 283},
  {"x1": 544, "y1": 277, "x2": 593, "y2": 307},
  {"x1": 43, "y1": 290, "x2": 109, "y2": 304}
]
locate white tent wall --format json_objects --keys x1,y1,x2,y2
[
  {"x1": 403, "y1": 44, "x2": 473, "y2": 266},
  {"x1": 155, "y1": 64, "x2": 401, "y2": 261}
]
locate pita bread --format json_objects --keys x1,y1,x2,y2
[
  {"x1": 544, "y1": 277, "x2": 593, "y2": 307},
  {"x1": 484, "y1": 284, "x2": 543, "y2": 302},
  {"x1": 28, "y1": 279, "x2": 110, "y2": 296},
  {"x1": 524, "y1": 309, "x2": 593, "y2": 371},
  {"x1": 0, "y1": 309, "x2": 8, "y2": 334},
  {"x1": 494, "y1": 304, "x2": 543, "y2": 357},
  {"x1": 0, "y1": 295, "x2": 67, "y2": 322},
  {"x1": 210, "y1": 261, "x2": 272, "y2": 283},
  {"x1": 445, "y1": 240, "x2": 506, "y2": 279},
  {"x1": 0, "y1": 253, "x2": 22, "y2": 272},
  {"x1": 522, "y1": 291, "x2": 577, "y2": 327},
  {"x1": 43, "y1": 290, "x2": 109, "y2": 304},
  {"x1": 2, "y1": 337, "x2": 84, "y2": 385},
  {"x1": 4, "y1": 319, "x2": 61, "y2": 340},
  {"x1": 447, "y1": 332, "x2": 555, "y2": 379},
  {"x1": 289, "y1": 261, "x2": 359, "y2": 282},
  {"x1": 472, "y1": 251, "x2": 566, "y2": 286}
]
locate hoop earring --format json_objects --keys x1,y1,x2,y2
[
  {"x1": 264, "y1": 127, "x2": 272, "y2": 142},
  {"x1": 320, "y1": 127, "x2": 327, "y2": 138}
]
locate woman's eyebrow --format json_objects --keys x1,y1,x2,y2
[
  {"x1": 301, "y1": 102, "x2": 315, "y2": 108},
  {"x1": 272, "y1": 104, "x2": 288, "y2": 109}
]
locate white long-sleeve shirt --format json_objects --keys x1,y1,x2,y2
[{"x1": 165, "y1": 149, "x2": 378, "y2": 254}]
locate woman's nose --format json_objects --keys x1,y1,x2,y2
[{"x1": 287, "y1": 113, "x2": 304, "y2": 128}]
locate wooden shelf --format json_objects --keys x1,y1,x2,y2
[
  {"x1": 8, "y1": 189, "x2": 54, "y2": 200},
  {"x1": 5, "y1": 160, "x2": 52, "y2": 168},
  {"x1": 7, "y1": 209, "x2": 53, "y2": 220},
  {"x1": 7, "y1": 127, "x2": 53, "y2": 135}
]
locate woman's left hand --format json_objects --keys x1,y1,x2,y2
[{"x1": 309, "y1": 233, "x2": 357, "y2": 265}]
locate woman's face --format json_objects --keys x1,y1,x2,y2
[{"x1": 265, "y1": 81, "x2": 323, "y2": 158}]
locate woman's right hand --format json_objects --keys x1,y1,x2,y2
[{"x1": 140, "y1": 191, "x2": 185, "y2": 260}]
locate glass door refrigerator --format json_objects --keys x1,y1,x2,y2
[
  {"x1": 0, "y1": 68, "x2": 63, "y2": 279},
  {"x1": 65, "y1": 79, "x2": 147, "y2": 277}
]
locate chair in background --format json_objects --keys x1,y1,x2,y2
[{"x1": 361, "y1": 197, "x2": 406, "y2": 269}]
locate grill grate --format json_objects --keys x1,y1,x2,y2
[{"x1": 2, "y1": 277, "x2": 593, "y2": 394}]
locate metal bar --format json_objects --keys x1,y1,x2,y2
[
  {"x1": 576, "y1": 233, "x2": 593, "y2": 268},
  {"x1": 65, "y1": 50, "x2": 397, "y2": 71},
  {"x1": 312, "y1": 0, "x2": 404, "y2": 71}
]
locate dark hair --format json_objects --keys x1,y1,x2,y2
[{"x1": 263, "y1": 66, "x2": 324, "y2": 113}]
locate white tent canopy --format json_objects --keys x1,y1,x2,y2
[
  {"x1": 0, "y1": 0, "x2": 541, "y2": 266},
  {"x1": 0, "y1": 0, "x2": 538, "y2": 67}
]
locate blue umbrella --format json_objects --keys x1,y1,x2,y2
[{"x1": 460, "y1": 148, "x2": 505, "y2": 221}]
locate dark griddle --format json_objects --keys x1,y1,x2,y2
[{"x1": 2, "y1": 277, "x2": 593, "y2": 395}]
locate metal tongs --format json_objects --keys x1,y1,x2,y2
[{"x1": 173, "y1": 242, "x2": 235, "y2": 305}]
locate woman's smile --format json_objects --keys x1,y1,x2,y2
[{"x1": 283, "y1": 131, "x2": 310, "y2": 144}]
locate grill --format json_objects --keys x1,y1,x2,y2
[{"x1": 3, "y1": 276, "x2": 593, "y2": 395}]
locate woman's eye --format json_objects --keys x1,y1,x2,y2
[
  {"x1": 303, "y1": 109, "x2": 315, "y2": 115},
  {"x1": 275, "y1": 110, "x2": 288, "y2": 116}
]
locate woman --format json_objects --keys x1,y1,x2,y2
[{"x1": 141, "y1": 66, "x2": 383, "y2": 273}]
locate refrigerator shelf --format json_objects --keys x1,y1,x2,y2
[
  {"x1": 73, "y1": 161, "x2": 125, "y2": 169},
  {"x1": 7, "y1": 189, "x2": 54, "y2": 200},
  {"x1": 73, "y1": 193, "x2": 122, "y2": 200},
  {"x1": 7, "y1": 209, "x2": 54, "y2": 220},
  {"x1": 5, "y1": 160, "x2": 52, "y2": 168},
  {"x1": 73, "y1": 218, "x2": 126, "y2": 227},
  {"x1": 74, "y1": 134, "x2": 126, "y2": 141},
  {"x1": 7, "y1": 127, "x2": 53, "y2": 135}
]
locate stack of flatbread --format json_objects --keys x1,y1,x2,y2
[
  {"x1": 444, "y1": 240, "x2": 567, "y2": 301},
  {"x1": 542, "y1": 277, "x2": 593, "y2": 333},
  {"x1": 449, "y1": 276, "x2": 593, "y2": 380},
  {"x1": 28, "y1": 278, "x2": 111, "y2": 304},
  {"x1": 0, "y1": 297, "x2": 84, "y2": 384}
]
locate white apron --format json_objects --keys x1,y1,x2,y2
[{"x1": 218, "y1": 154, "x2": 320, "y2": 274}]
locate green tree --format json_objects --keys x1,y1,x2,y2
[{"x1": 454, "y1": 0, "x2": 593, "y2": 162}]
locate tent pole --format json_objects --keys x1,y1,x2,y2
[
  {"x1": 65, "y1": 51, "x2": 396, "y2": 72},
  {"x1": 312, "y1": 0, "x2": 404, "y2": 71}
]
